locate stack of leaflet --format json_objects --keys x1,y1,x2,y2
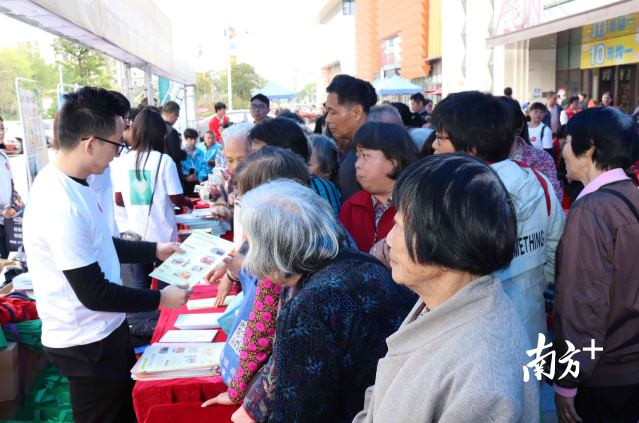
[
  {"x1": 12, "y1": 273, "x2": 33, "y2": 293},
  {"x1": 175, "y1": 210, "x2": 231, "y2": 234},
  {"x1": 174, "y1": 313, "x2": 223, "y2": 330},
  {"x1": 131, "y1": 343, "x2": 224, "y2": 381}
]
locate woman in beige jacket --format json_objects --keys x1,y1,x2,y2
[{"x1": 354, "y1": 154, "x2": 540, "y2": 423}]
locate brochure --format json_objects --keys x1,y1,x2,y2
[
  {"x1": 149, "y1": 231, "x2": 235, "y2": 287},
  {"x1": 174, "y1": 313, "x2": 223, "y2": 330},
  {"x1": 135, "y1": 343, "x2": 224, "y2": 374},
  {"x1": 159, "y1": 330, "x2": 219, "y2": 343},
  {"x1": 186, "y1": 295, "x2": 236, "y2": 310}
]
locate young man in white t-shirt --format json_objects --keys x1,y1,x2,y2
[
  {"x1": 528, "y1": 102, "x2": 556, "y2": 160},
  {"x1": 23, "y1": 87, "x2": 193, "y2": 423}
]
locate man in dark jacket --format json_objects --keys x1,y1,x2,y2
[
  {"x1": 161, "y1": 101, "x2": 187, "y2": 185},
  {"x1": 542, "y1": 91, "x2": 563, "y2": 135},
  {"x1": 327, "y1": 75, "x2": 376, "y2": 202}
]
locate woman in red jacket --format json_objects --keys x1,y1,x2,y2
[{"x1": 338, "y1": 122, "x2": 418, "y2": 252}]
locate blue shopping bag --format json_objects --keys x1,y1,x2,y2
[{"x1": 219, "y1": 269, "x2": 258, "y2": 387}]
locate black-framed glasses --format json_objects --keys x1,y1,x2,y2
[
  {"x1": 251, "y1": 104, "x2": 267, "y2": 111},
  {"x1": 81, "y1": 136, "x2": 128, "y2": 155}
]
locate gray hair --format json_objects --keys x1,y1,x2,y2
[
  {"x1": 368, "y1": 104, "x2": 402, "y2": 123},
  {"x1": 221, "y1": 121, "x2": 254, "y2": 150},
  {"x1": 309, "y1": 135, "x2": 339, "y2": 180},
  {"x1": 408, "y1": 128, "x2": 434, "y2": 150},
  {"x1": 241, "y1": 180, "x2": 341, "y2": 279}
]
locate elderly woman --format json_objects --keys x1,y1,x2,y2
[
  {"x1": 552, "y1": 107, "x2": 639, "y2": 423},
  {"x1": 214, "y1": 180, "x2": 416, "y2": 423},
  {"x1": 354, "y1": 153, "x2": 540, "y2": 422},
  {"x1": 308, "y1": 135, "x2": 341, "y2": 216}
]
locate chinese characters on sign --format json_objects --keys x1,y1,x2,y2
[
  {"x1": 523, "y1": 334, "x2": 603, "y2": 382},
  {"x1": 581, "y1": 14, "x2": 639, "y2": 69},
  {"x1": 493, "y1": 0, "x2": 542, "y2": 37}
]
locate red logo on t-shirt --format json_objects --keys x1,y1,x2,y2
[
  {"x1": 4, "y1": 163, "x2": 8, "y2": 171},
  {"x1": 531, "y1": 137, "x2": 537, "y2": 142},
  {"x1": 98, "y1": 203, "x2": 103, "y2": 213}
]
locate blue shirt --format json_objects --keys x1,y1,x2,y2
[
  {"x1": 181, "y1": 147, "x2": 208, "y2": 181},
  {"x1": 197, "y1": 142, "x2": 222, "y2": 176},
  {"x1": 310, "y1": 175, "x2": 341, "y2": 217}
]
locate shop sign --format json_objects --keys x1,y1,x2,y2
[
  {"x1": 493, "y1": 0, "x2": 542, "y2": 36},
  {"x1": 581, "y1": 14, "x2": 639, "y2": 69}
]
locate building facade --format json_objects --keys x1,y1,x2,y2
[{"x1": 442, "y1": 0, "x2": 639, "y2": 114}]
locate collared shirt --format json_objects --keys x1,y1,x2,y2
[
  {"x1": 576, "y1": 168, "x2": 630, "y2": 201},
  {"x1": 371, "y1": 194, "x2": 392, "y2": 230},
  {"x1": 197, "y1": 142, "x2": 221, "y2": 177}
]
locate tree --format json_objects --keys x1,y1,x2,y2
[
  {"x1": 216, "y1": 61, "x2": 266, "y2": 109},
  {"x1": 52, "y1": 38, "x2": 113, "y2": 89},
  {"x1": 296, "y1": 82, "x2": 316, "y2": 103},
  {"x1": 0, "y1": 43, "x2": 57, "y2": 120}
]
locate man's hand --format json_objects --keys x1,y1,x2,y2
[
  {"x1": 13, "y1": 199, "x2": 24, "y2": 207},
  {"x1": 156, "y1": 242, "x2": 185, "y2": 261},
  {"x1": 370, "y1": 238, "x2": 391, "y2": 269},
  {"x1": 555, "y1": 393, "x2": 582, "y2": 423},
  {"x1": 204, "y1": 263, "x2": 234, "y2": 307},
  {"x1": 159, "y1": 283, "x2": 193, "y2": 309},
  {"x1": 2, "y1": 207, "x2": 16, "y2": 218},
  {"x1": 231, "y1": 406, "x2": 254, "y2": 423},
  {"x1": 186, "y1": 174, "x2": 198, "y2": 182},
  {"x1": 201, "y1": 392, "x2": 236, "y2": 407}
]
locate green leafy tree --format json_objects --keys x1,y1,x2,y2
[
  {"x1": 296, "y1": 82, "x2": 316, "y2": 103},
  {"x1": 0, "y1": 43, "x2": 57, "y2": 120},
  {"x1": 216, "y1": 61, "x2": 266, "y2": 109},
  {"x1": 53, "y1": 38, "x2": 113, "y2": 89}
]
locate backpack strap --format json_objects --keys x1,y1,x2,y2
[
  {"x1": 512, "y1": 160, "x2": 551, "y2": 217},
  {"x1": 598, "y1": 188, "x2": 639, "y2": 223}
]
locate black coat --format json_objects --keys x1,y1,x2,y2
[
  {"x1": 165, "y1": 121, "x2": 187, "y2": 183},
  {"x1": 337, "y1": 148, "x2": 362, "y2": 202}
]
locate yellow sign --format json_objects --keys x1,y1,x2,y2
[
  {"x1": 582, "y1": 14, "x2": 638, "y2": 43},
  {"x1": 581, "y1": 33, "x2": 639, "y2": 69}
]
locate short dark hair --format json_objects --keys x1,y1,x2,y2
[
  {"x1": 500, "y1": 96, "x2": 529, "y2": 142},
  {"x1": 109, "y1": 91, "x2": 131, "y2": 118},
  {"x1": 57, "y1": 87, "x2": 126, "y2": 151},
  {"x1": 366, "y1": 81, "x2": 378, "y2": 107},
  {"x1": 410, "y1": 93, "x2": 426, "y2": 106},
  {"x1": 310, "y1": 135, "x2": 340, "y2": 181},
  {"x1": 233, "y1": 146, "x2": 311, "y2": 195},
  {"x1": 326, "y1": 75, "x2": 373, "y2": 115},
  {"x1": 569, "y1": 96, "x2": 579, "y2": 104},
  {"x1": 547, "y1": 91, "x2": 556, "y2": 98},
  {"x1": 555, "y1": 124, "x2": 567, "y2": 140},
  {"x1": 247, "y1": 117, "x2": 310, "y2": 161},
  {"x1": 566, "y1": 107, "x2": 639, "y2": 171},
  {"x1": 391, "y1": 102, "x2": 423, "y2": 128},
  {"x1": 215, "y1": 102, "x2": 226, "y2": 112},
  {"x1": 431, "y1": 91, "x2": 514, "y2": 162},
  {"x1": 131, "y1": 108, "x2": 167, "y2": 179},
  {"x1": 352, "y1": 122, "x2": 419, "y2": 180},
  {"x1": 393, "y1": 153, "x2": 517, "y2": 275},
  {"x1": 162, "y1": 101, "x2": 180, "y2": 116},
  {"x1": 279, "y1": 110, "x2": 305, "y2": 125},
  {"x1": 251, "y1": 94, "x2": 270, "y2": 108},
  {"x1": 205, "y1": 130, "x2": 215, "y2": 137},
  {"x1": 141, "y1": 105, "x2": 162, "y2": 114},
  {"x1": 504, "y1": 87, "x2": 513, "y2": 96},
  {"x1": 529, "y1": 102, "x2": 547, "y2": 113},
  {"x1": 420, "y1": 130, "x2": 437, "y2": 158},
  {"x1": 184, "y1": 128, "x2": 198, "y2": 139}
]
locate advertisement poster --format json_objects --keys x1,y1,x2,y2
[
  {"x1": 137, "y1": 343, "x2": 224, "y2": 373},
  {"x1": 15, "y1": 78, "x2": 49, "y2": 190},
  {"x1": 149, "y1": 231, "x2": 235, "y2": 287},
  {"x1": 581, "y1": 14, "x2": 639, "y2": 69}
]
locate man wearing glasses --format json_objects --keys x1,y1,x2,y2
[
  {"x1": 250, "y1": 94, "x2": 270, "y2": 124},
  {"x1": 23, "y1": 87, "x2": 192, "y2": 423}
]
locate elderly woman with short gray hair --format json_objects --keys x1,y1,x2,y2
[{"x1": 230, "y1": 180, "x2": 416, "y2": 423}]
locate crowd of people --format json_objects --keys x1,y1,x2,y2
[{"x1": 1, "y1": 71, "x2": 637, "y2": 423}]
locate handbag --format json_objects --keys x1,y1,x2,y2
[{"x1": 121, "y1": 153, "x2": 163, "y2": 242}]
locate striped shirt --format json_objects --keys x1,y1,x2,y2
[{"x1": 310, "y1": 175, "x2": 341, "y2": 217}]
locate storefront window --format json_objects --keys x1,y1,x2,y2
[
  {"x1": 568, "y1": 28, "x2": 582, "y2": 70},
  {"x1": 556, "y1": 31, "x2": 569, "y2": 71}
]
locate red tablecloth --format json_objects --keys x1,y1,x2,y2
[{"x1": 132, "y1": 285, "x2": 241, "y2": 423}]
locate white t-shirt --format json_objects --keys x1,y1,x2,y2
[
  {"x1": 528, "y1": 123, "x2": 553, "y2": 150},
  {"x1": 112, "y1": 151, "x2": 183, "y2": 243},
  {"x1": 87, "y1": 167, "x2": 119, "y2": 238},
  {"x1": 0, "y1": 153, "x2": 14, "y2": 225},
  {"x1": 110, "y1": 151, "x2": 131, "y2": 235},
  {"x1": 23, "y1": 164, "x2": 123, "y2": 348}
]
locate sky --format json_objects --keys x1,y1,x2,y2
[{"x1": 0, "y1": 0, "x2": 326, "y2": 92}]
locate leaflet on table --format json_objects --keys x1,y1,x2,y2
[
  {"x1": 135, "y1": 343, "x2": 224, "y2": 373},
  {"x1": 149, "y1": 231, "x2": 235, "y2": 287},
  {"x1": 187, "y1": 295, "x2": 236, "y2": 310},
  {"x1": 159, "y1": 330, "x2": 219, "y2": 343},
  {"x1": 175, "y1": 313, "x2": 223, "y2": 330}
]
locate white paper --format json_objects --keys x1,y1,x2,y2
[
  {"x1": 174, "y1": 313, "x2": 223, "y2": 330},
  {"x1": 159, "y1": 330, "x2": 218, "y2": 343}
]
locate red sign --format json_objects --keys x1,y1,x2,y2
[{"x1": 198, "y1": 106, "x2": 212, "y2": 114}]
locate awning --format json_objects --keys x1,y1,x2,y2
[
  {"x1": 373, "y1": 77, "x2": 389, "y2": 88},
  {"x1": 425, "y1": 87, "x2": 442, "y2": 96},
  {"x1": 485, "y1": 0, "x2": 639, "y2": 48},
  {"x1": 256, "y1": 82, "x2": 295, "y2": 100},
  {"x1": 376, "y1": 75, "x2": 423, "y2": 95}
]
